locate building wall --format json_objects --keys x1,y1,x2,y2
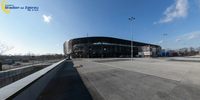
[{"x1": 64, "y1": 37, "x2": 161, "y2": 58}]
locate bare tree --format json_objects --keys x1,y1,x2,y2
[
  {"x1": 0, "y1": 42, "x2": 13, "y2": 70},
  {"x1": 196, "y1": 47, "x2": 200, "y2": 54},
  {"x1": 0, "y1": 42, "x2": 13, "y2": 55}
]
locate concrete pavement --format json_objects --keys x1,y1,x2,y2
[{"x1": 74, "y1": 58, "x2": 200, "y2": 100}]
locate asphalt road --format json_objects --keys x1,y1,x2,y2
[{"x1": 38, "y1": 60, "x2": 93, "y2": 100}]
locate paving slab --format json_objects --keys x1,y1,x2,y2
[{"x1": 74, "y1": 58, "x2": 200, "y2": 100}]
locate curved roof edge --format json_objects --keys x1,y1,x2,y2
[{"x1": 67, "y1": 36, "x2": 161, "y2": 47}]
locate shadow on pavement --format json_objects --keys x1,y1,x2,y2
[{"x1": 38, "y1": 60, "x2": 93, "y2": 100}]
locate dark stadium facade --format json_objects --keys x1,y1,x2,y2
[{"x1": 64, "y1": 37, "x2": 161, "y2": 58}]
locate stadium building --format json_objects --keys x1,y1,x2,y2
[{"x1": 64, "y1": 37, "x2": 161, "y2": 58}]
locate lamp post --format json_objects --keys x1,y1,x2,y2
[
  {"x1": 163, "y1": 33, "x2": 168, "y2": 56},
  {"x1": 129, "y1": 17, "x2": 135, "y2": 61},
  {"x1": 87, "y1": 33, "x2": 89, "y2": 58}
]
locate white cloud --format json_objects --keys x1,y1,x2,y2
[
  {"x1": 176, "y1": 38, "x2": 181, "y2": 42},
  {"x1": 156, "y1": 0, "x2": 188, "y2": 24},
  {"x1": 42, "y1": 14, "x2": 52, "y2": 23},
  {"x1": 0, "y1": 41, "x2": 13, "y2": 55},
  {"x1": 158, "y1": 40, "x2": 164, "y2": 44},
  {"x1": 176, "y1": 31, "x2": 200, "y2": 42}
]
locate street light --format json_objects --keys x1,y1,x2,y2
[
  {"x1": 163, "y1": 33, "x2": 168, "y2": 56},
  {"x1": 87, "y1": 33, "x2": 89, "y2": 58},
  {"x1": 128, "y1": 17, "x2": 135, "y2": 61}
]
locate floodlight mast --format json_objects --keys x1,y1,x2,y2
[
  {"x1": 162, "y1": 33, "x2": 168, "y2": 56},
  {"x1": 129, "y1": 17, "x2": 135, "y2": 61}
]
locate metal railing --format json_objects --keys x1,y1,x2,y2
[
  {"x1": 0, "y1": 64, "x2": 48, "y2": 88},
  {"x1": 0, "y1": 59, "x2": 65, "y2": 100}
]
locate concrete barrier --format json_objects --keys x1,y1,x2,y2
[
  {"x1": 0, "y1": 59, "x2": 66, "y2": 100},
  {"x1": 0, "y1": 63, "x2": 52, "y2": 88}
]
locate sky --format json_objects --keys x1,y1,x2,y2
[{"x1": 0, "y1": 0, "x2": 200, "y2": 55}]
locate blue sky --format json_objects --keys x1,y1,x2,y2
[{"x1": 0, "y1": 0, "x2": 200, "y2": 55}]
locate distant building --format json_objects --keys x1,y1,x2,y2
[
  {"x1": 3, "y1": 59, "x2": 15, "y2": 65},
  {"x1": 64, "y1": 37, "x2": 161, "y2": 58},
  {"x1": 138, "y1": 45, "x2": 160, "y2": 57}
]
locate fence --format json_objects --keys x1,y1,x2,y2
[{"x1": 0, "y1": 64, "x2": 49, "y2": 88}]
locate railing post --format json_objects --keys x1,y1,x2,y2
[{"x1": 0, "y1": 61, "x2": 2, "y2": 71}]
